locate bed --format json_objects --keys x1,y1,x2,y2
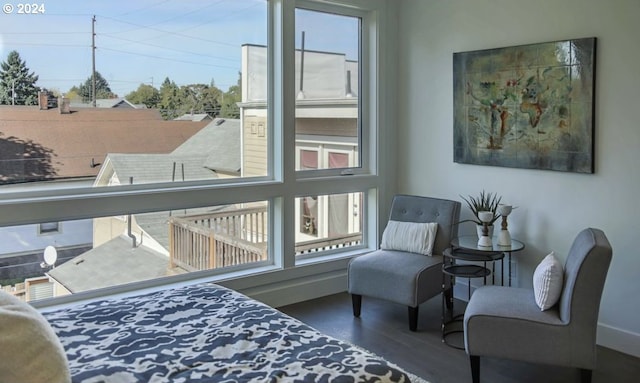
[{"x1": 37, "y1": 283, "x2": 412, "y2": 383}]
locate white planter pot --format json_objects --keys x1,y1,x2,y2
[{"x1": 476, "y1": 224, "x2": 494, "y2": 239}]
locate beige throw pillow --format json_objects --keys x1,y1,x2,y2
[
  {"x1": 533, "y1": 252, "x2": 564, "y2": 311},
  {"x1": 0, "y1": 291, "x2": 71, "y2": 383},
  {"x1": 380, "y1": 220, "x2": 438, "y2": 256}
]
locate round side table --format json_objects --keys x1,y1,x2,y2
[
  {"x1": 441, "y1": 247, "x2": 496, "y2": 349},
  {"x1": 451, "y1": 236, "x2": 525, "y2": 286}
]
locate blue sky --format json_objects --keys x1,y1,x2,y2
[{"x1": 0, "y1": 0, "x2": 359, "y2": 96}]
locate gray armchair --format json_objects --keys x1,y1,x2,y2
[
  {"x1": 347, "y1": 195, "x2": 461, "y2": 331},
  {"x1": 464, "y1": 228, "x2": 612, "y2": 383}
]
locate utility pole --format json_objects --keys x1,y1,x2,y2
[{"x1": 92, "y1": 15, "x2": 96, "y2": 107}]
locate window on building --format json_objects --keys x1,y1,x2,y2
[{"x1": 38, "y1": 222, "x2": 60, "y2": 234}]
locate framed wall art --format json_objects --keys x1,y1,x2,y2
[{"x1": 453, "y1": 37, "x2": 596, "y2": 173}]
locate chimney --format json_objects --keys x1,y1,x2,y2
[
  {"x1": 38, "y1": 92, "x2": 49, "y2": 110},
  {"x1": 59, "y1": 97, "x2": 70, "y2": 114}
]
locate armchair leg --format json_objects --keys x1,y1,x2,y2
[
  {"x1": 580, "y1": 368, "x2": 592, "y2": 383},
  {"x1": 469, "y1": 355, "x2": 480, "y2": 383},
  {"x1": 351, "y1": 294, "x2": 362, "y2": 317},
  {"x1": 408, "y1": 306, "x2": 418, "y2": 331}
]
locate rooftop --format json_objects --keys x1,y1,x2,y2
[
  {"x1": 47, "y1": 235, "x2": 169, "y2": 293},
  {"x1": 0, "y1": 106, "x2": 208, "y2": 183}
]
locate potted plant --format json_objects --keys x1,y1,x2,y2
[{"x1": 460, "y1": 191, "x2": 502, "y2": 237}]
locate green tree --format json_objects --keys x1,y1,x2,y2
[
  {"x1": 65, "y1": 86, "x2": 82, "y2": 102},
  {"x1": 0, "y1": 50, "x2": 40, "y2": 105},
  {"x1": 78, "y1": 71, "x2": 115, "y2": 103},
  {"x1": 180, "y1": 83, "x2": 222, "y2": 117},
  {"x1": 219, "y1": 72, "x2": 241, "y2": 119},
  {"x1": 126, "y1": 84, "x2": 160, "y2": 108},
  {"x1": 158, "y1": 77, "x2": 224, "y2": 120},
  {"x1": 158, "y1": 77, "x2": 181, "y2": 120}
]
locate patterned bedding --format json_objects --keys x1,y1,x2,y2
[{"x1": 43, "y1": 283, "x2": 412, "y2": 383}]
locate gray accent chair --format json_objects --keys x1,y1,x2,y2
[
  {"x1": 464, "y1": 228, "x2": 612, "y2": 383},
  {"x1": 348, "y1": 195, "x2": 461, "y2": 331}
]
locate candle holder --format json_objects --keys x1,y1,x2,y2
[
  {"x1": 477, "y1": 211, "x2": 493, "y2": 247},
  {"x1": 497, "y1": 204, "x2": 512, "y2": 246}
]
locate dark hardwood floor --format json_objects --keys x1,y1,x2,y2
[{"x1": 279, "y1": 292, "x2": 640, "y2": 383}]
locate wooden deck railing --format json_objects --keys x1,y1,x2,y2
[
  {"x1": 169, "y1": 207, "x2": 268, "y2": 272},
  {"x1": 168, "y1": 206, "x2": 362, "y2": 271}
]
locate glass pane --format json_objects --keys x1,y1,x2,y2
[
  {"x1": 295, "y1": 192, "x2": 362, "y2": 256},
  {"x1": 0, "y1": 1, "x2": 267, "y2": 191},
  {"x1": 294, "y1": 8, "x2": 360, "y2": 171},
  {"x1": 0, "y1": 201, "x2": 269, "y2": 301}
]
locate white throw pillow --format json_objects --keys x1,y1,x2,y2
[
  {"x1": 0, "y1": 291, "x2": 71, "y2": 383},
  {"x1": 533, "y1": 252, "x2": 564, "y2": 311},
  {"x1": 380, "y1": 220, "x2": 438, "y2": 256}
]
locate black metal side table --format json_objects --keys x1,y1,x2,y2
[
  {"x1": 451, "y1": 236, "x2": 525, "y2": 286},
  {"x1": 441, "y1": 247, "x2": 502, "y2": 349}
]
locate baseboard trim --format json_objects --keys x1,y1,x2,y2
[
  {"x1": 239, "y1": 271, "x2": 348, "y2": 308},
  {"x1": 597, "y1": 323, "x2": 640, "y2": 358}
]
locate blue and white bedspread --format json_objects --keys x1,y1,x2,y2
[{"x1": 44, "y1": 283, "x2": 411, "y2": 383}]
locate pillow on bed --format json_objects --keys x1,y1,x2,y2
[
  {"x1": 0, "y1": 291, "x2": 71, "y2": 383},
  {"x1": 380, "y1": 220, "x2": 438, "y2": 255}
]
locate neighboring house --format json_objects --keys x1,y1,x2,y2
[
  {"x1": 171, "y1": 118, "x2": 241, "y2": 177},
  {"x1": 47, "y1": 119, "x2": 243, "y2": 294},
  {"x1": 0, "y1": 106, "x2": 209, "y2": 184},
  {"x1": 0, "y1": 106, "x2": 209, "y2": 298},
  {"x1": 70, "y1": 98, "x2": 145, "y2": 109},
  {"x1": 46, "y1": 44, "x2": 364, "y2": 296},
  {"x1": 47, "y1": 235, "x2": 169, "y2": 296},
  {"x1": 239, "y1": 44, "x2": 361, "y2": 243},
  {"x1": 174, "y1": 113, "x2": 214, "y2": 122}
]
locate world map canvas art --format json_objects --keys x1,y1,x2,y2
[{"x1": 453, "y1": 37, "x2": 596, "y2": 173}]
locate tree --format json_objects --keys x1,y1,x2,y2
[
  {"x1": 157, "y1": 77, "x2": 224, "y2": 120},
  {"x1": 77, "y1": 71, "x2": 115, "y2": 103},
  {"x1": 126, "y1": 84, "x2": 160, "y2": 108},
  {"x1": 158, "y1": 77, "x2": 181, "y2": 120},
  {"x1": 219, "y1": 72, "x2": 242, "y2": 119},
  {"x1": 180, "y1": 83, "x2": 222, "y2": 117},
  {"x1": 0, "y1": 50, "x2": 40, "y2": 105},
  {"x1": 65, "y1": 86, "x2": 82, "y2": 103}
]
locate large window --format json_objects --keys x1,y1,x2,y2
[
  {"x1": 0, "y1": 0, "x2": 388, "y2": 303},
  {"x1": 294, "y1": 8, "x2": 361, "y2": 172},
  {"x1": 1, "y1": 0, "x2": 268, "y2": 189}
]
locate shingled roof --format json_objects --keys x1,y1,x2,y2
[{"x1": 0, "y1": 106, "x2": 208, "y2": 184}]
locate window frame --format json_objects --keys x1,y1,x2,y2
[
  {"x1": 0, "y1": 0, "x2": 391, "y2": 307},
  {"x1": 38, "y1": 222, "x2": 60, "y2": 235},
  {"x1": 293, "y1": 0, "x2": 371, "y2": 179}
]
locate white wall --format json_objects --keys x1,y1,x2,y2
[
  {"x1": 396, "y1": 0, "x2": 640, "y2": 357},
  {"x1": 0, "y1": 220, "x2": 93, "y2": 255}
]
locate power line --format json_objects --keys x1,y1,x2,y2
[
  {"x1": 113, "y1": 0, "x2": 173, "y2": 18},
  {"x1": 98, "y1": 34, "x2": 238, "y2": 63},
  {"x1": 97, "y1": 46, "x2": 239, "y2": 70},
  {"x1": 97, "y1": 15, "x2": 238, "y2": 48}
]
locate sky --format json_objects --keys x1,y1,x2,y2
[{"x1": 0, "y1": 0, "x2": 359, "y2": 96}]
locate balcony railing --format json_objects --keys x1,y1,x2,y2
[
  {"x1": 169, "y1": 207, "x2": 268, "y2": 272},
  {"x1": 168, "y1": 206, "x2": 362, "y2": 272}
]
